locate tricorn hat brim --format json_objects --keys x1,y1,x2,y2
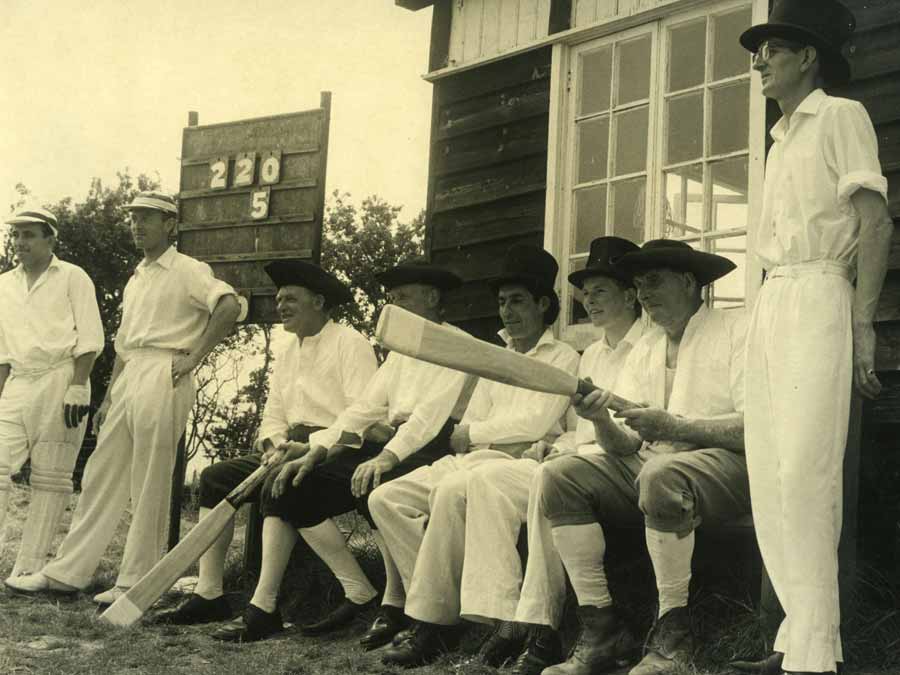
[
  {"x1": 264, "y1": 260, "x2": 354, "y2": 307},
  {"x1": 375, "y1": 264, "x2": 463, "y2": 291},
  {"x1": 614, "y1": 247, "x2": 736, "y2": 287}
]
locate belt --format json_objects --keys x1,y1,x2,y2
[
  {"x1": 11, "y1": 358, "x2": 74, "y2": 379},
  {"x1": 122, "y1": 347, "x2": 180, "y2": 362},
  {"x1": 767, "y1": 260, "x2": 853, "y2": 281}
]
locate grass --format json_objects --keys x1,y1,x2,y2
[{"x1": 1, "y1": 481, "x2": 898, "y2": 675}]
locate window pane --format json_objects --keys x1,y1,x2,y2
[
  {"x1": 712, "y1": 7, "x2": 752, "y2": 81},
  {"x1": 613, "y1": 106, "x2": 649, "y2": 176},
  {"x1": 573, "y1": 185, "x2": 607, "y2": 254},
  {"x1": 577, "y1": 116, "x2": 610, "y2": 183},
  {"x1": 580, "y1": 46, "x2": 613, "y2": 115},
  {"x1": 568, "y1": 256, "x2": 590, "y2": 325},
  {"x1": 666, "y1": 92, "x2": 703, "y2": 164},
  {"x1": 711, "y1": 234, "x2": 746, "y2": 307},
  {"x1": 616, "y1": 35, "x2": 651, "y2": 105},
  {"x1": 668, "y1": 19, "x2": 706, "y2": 92},
  {"x1": 611, "y1": 177, "x2": 646, "y2": 243},
  {"x1": 710, "y1": 81, "x2": 749, "y2": 155},
  {"x1": 711, "y1": 156, "x2": 748, "y2": 231},
  {"x1": 663, "y1": 165, "x2": 703, "y2": 238}
]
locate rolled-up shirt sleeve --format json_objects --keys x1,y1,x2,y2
[
  {"x1": 69, "y1": 266, "x2": 105, "y2": 358},
  {"x1": 184, "y1": 260, "x2": 237, "y2": 314},
  {"x1": 832, "y1": 101, "x2": 888, "y2": 207}
]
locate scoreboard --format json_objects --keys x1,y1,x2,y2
[{"x1": 177, "y1": 92, "x2": 331, "y2": 323}]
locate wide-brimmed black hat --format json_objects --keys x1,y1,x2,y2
[
  {"x1": 490, "y1": 244, "x2": 561, "y2": 324},
  {"x1": 265, "y1": 259, "x2": 354, "y2": 307},
  {"x1": 568, "y1": 236, "x2": 640, "y2": 289},
  {"x1": 375, "y1": 257, "x2": 463, "y2": 291},
  {"x1": 613, "y1": 239, "x2": 735, "y2": 287},
  {"x1": 740, "y1": 0, "x2": 855, "y2": 85}
]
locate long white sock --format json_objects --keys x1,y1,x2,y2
[
  {"x1": 300, "y1": 519, "x2": 377, "y2": 605},
  {"x1": 645, "y1": 528, "x2": 694, "y2": 618},
  {"x1": 551, "y1": 523, "x2": 612, "y2": 608},
  {"x1": 0, "y1": 473, "x2": 10, "y2": 555},
  {"x1": 373, "y1": 530, "x2": 405, "y2": 608},
  {"x1": 194, "y1": 507, "x2": 234, "y2": 600},
  {"x1": 250, "y1": 517, "x2": 299, "y2": 613}
]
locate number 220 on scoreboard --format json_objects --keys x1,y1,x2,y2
[{"x1": 208, "y1": 150, "x2": 282, "y2": 220}]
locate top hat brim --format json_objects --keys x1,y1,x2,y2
[
  {"x1": 489, "y1": 273, "x2": 560, "y2": 307},
  {"x1": 265, "y1": 260, "x2": 354, "y2": 307},
  {"x1": 375, "y1": 266, "x2": 463, "y2": 292},
  {"x1": 740, "y1": 23, "x2": 851, "y2": 84},
  {"x1": 614, "y1": 249, "x2": 736, "y2": 287}
]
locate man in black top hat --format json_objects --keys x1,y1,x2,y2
[
  {"x1": 737, "y1": 2, "x2": 892, "y2": 674},
  {"x1": 153, "y1": 260, "x2": 378, "y2": 634},
  {"x1": 540, "y1": 240, "x2": 748, "y2": 675}
]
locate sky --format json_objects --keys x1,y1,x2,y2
[{"x1": 1, "y1": 0, "x2": 434, "y2": 220}]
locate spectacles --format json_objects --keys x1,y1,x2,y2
[{"x1": 751, "y1": 40, "x2": 800, "y2": 65}]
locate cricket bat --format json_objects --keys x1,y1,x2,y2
[
  {"x1": 100, "y1": 431, "x2": 361, "y2": 627},
  {"x1": 375, "y1": 304, "x2": 638, "y2": 412}
]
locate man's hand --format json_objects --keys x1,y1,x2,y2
[
  {"x1": 351, "y1": 450, "x2": 400, "y2": 498},
  {"x1": 63, "y1": 384, "x2": 91, "y2": 429},
  {"x1": 614, "y1": 407, "x2": 680, "y2": 442},
  {"x1": 171, "y1": 350, "x2": 200, "y2": 386},
  {"x1": 270, "y1": 445, "x2": 328, "y2": 499},
  {"x1": 573, "y1": 386, "x2": 614, "y2": 423},
  {"x1": 853, "y1": 321, "x2": 882, "y2": 400},
  {"x1": 276, "y1": 441, "x2": 310, "y2": 462},
  {"x1": 92, "y1": 398, "x2": 111, "y2": 435},
  {"x1": 522, "y1": 440, "x2": 552, "y2": 462},
  {"x1": 450, "y1": 424, "x2": 470, "y2": 454},
  {"x1": 364, "y1": 422, "x2": 396, "y2": 445}
]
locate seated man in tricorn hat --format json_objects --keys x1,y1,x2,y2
[
  {"x1": 369, "y1": 244, "x2": 580, "y2": 667},
  {"x1": 153, "y1": 259, "x2": 378, "y2": 631},
  {"x1": 203, "y1": 259, "x2": 470, "y2": 642},
  {"x1": 540, "y1": 240, "x2": 749, "y2": 675}
]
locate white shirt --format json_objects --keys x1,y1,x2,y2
[
  {"x1": 257, "y1": 321, "x2": 378, "y2": 448},
  {"x1": 0, "y1": 256, "x2": 104, "y2": 373},
  {"x1": 614, "y1": 305, "x2": 746, "y2": 458},
  {"x1": 461, "y1": 328, "x2": 579, "y2": 449},
  {"x1": 755, "y1": 89, "x2": 888, "y2": 271},
  {"x1": 554, "y1": 317, "x2": 647, "y2": 455},
  {"x1": 309, "y1": 323, "x2": 469, "y2": 462},
  {"x1": 115, "y1": 246, "x2": 236, "y2": 360}
]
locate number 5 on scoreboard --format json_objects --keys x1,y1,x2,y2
[{"x1": 250, "y1": 187, "x2": 270, "y2": 220}]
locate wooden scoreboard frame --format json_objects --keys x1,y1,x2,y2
[{"x1": 176, "y1": 91, "x2": 332, "y2": 323}]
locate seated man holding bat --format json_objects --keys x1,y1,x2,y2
[
  {"x1": 368, "y1": 244, "x2": 580, "y2": 667},
  {"x1": 153, "y1": 259, "x2": 377, "y2": 630},
  {"x1": 202, "y1": 259, "x2": 470, "y2": 642},
  {"x1": 540, "y1": 239, "x2": 749, "y2": 675}
]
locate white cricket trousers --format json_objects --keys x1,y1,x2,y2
[
  {"x1": 43, "y1": 350, "x2": 194, "y2": 589},
  {"x1": 745, "y1": 261, "x2": 853, "y2": 674},
  {"x1": 0, "y1": 361, "x2": 88, "y2": 575}
]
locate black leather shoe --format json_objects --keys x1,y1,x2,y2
[
  {"x1": 478, "y1": 620, "x2": 528, "y2": 667},
  {"x1": 152, "y1": 594, "x2": 233, "y2": 625},
  {"x1": 380, "y1": 621, "x2": 448, "y2": 667},
  {"x1": 360, "y1": 605, "x2": 409, "y2": 651},
  {"x1": 300, "y1": 597, "x2": 374, "y2": 636},
  {"x1": 211, "y1": 604, "x2": 283, "y2": 642},
  {"x1": 730, "y1": 652, "x2": 783, "y2": 674},
  {"x1": 512, "y1": 627, "x2": 562, "y2": 675}
]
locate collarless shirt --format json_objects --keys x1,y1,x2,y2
[
  {"x1": 461, "y1": 327, "x2": 580, "y2": 449},
  {"x1": 309, "y1": 322, "x2": 469, "y2": 462},
  {"x1": 257, "y1": 320, "x2": 378, "y2": 448},
  {"x1": 0, "y1": 255, "x2": 104, "y2": 373},
  {"x1": 115, "y1": 246, "x2": 236, "y2": 360},
  {"x1": 755, "y1": 88, "x2": 888, "y2": 271}
]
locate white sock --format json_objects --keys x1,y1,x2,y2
[
  {"x1": 300, "y1": 519, "x2": 377, "y2": 605},
  {"x1": 645, "y1": 528, "x2": 694, "y2": 618},
  {"x1": 194, "y1": 507, "x2": 234, "y2": 600},
  {"x1": 373, "y1": 530, "x2": 405, "y2": 608},
  {"x1": 0, "y1": 475, "x2": 10, "y2": 555},
  {"x1": 249, "y1": 517, "x2": 298, "y2": 613},
  {"x1": 551, "y1": 524, "x2": 612, "y2": 608}
]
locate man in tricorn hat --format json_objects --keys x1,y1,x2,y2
[
  {"x1": 540, "y1": 240, "x2": 748, "y2": 675},
  {"x1": 152, "y1": 259, "x2": 378, "y2": 633},
  {"x1": 208, "y1": 259, "x2": 471, "y2": 642},
  {"x1": 8, "y1": 192, "x2": 241, "y2": 603},
  {"x1": 370, "y1": 244, "x2": 579, "y2": 667},
  {"x1": 736, "y1": 2, "x2": 892, "y2": 673},
  {"x1": 0, "y1": 207, "x2": 104, "y2": 581}
]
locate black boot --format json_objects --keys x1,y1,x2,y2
[
  {"x1": 630, "y1": 606, "x2": 694, "y2": 675},
  {"x1": 477, "y1": 620, "x2": 529, "y2": 667},
  {"x1": 380, "y1": 621, "x2": 451, "y2": 667},
  {"x1": 512, "y1": 625, "x2": 563, "y2": 675},
  {"x1": 730, "y1": 652, "x2": 784, "y2": 674},
  {"x1": 543, "y1": 605, "x2": 641, "y2": 674},
  {"x1": 152, "y1": 594, "x2": 233, "y2": 625}
]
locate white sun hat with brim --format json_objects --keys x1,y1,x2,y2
[
  {"x1": 5, "y1": 207, "x2": 59, "y2": 237},
  {"x1": 123, "y1": 191, "x2": 178, "y2": 216}
]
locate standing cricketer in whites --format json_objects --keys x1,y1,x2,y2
[
  {"x1": 8, "y1": 191, "x2": 241, "y2": 604},
  {"x1": 542, "y1": 240, "x2": 749, "y2": 675},
  {"x1": 463, "y1": 236, "x2": 647, "y2": 675},
  {"x1": 0, "y1": 207, "x2": 103, "y2": 582},
  {"x1": 734, "y1": 1, "x2": 893, "y2": 674},
  {"x1": 371, "y1": 244, "x2": 580, "y2": 667},
  {"x1": 152, "y1": 259, "x2": 377, "y2": 634}
]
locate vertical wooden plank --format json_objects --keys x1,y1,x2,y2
[
  {"x1": 545, "y1": 43, "x2": 569, "y2": 337},
  {"x1": 536, "y1": 0, "x2": 553, "y2": 38},
  {"x1": 424, "y1": 85, "x2": 443, "y2": 261},
  {"x1": 499, "y1": 0, "x2": 521, "y2": 50},
  {"x1": 597, "y1": 0, "x2": 617, "y2": 21},
  {"x1": 462, "y1": 0, "x2": 485, "y2": 62},
  {"x1": 518, "y1": 0, "x2": 539, "y2": 43},
  {"x1": 574, "y1": 0, "x2": 597, "y2": 28},
  {"x1": 167, "y1": 434, "x2": 187, "y2": 551},
  {"x1": 312, "y1": 92, "x2": 331, "y2": 265},
  {"x1": 481, "y1": 0, "x2": 502, "y2": 56},
  {"x1": 429, "y1": 0, "x2": 454, "y2": 72},
  {"x1": 448, "y1": 0, "x2": 466, "y2": 65}
]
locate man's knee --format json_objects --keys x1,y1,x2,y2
[
  {"x1": 636, "y1": 456, "x2": 697, "y2": 533},
  {"x1": 538, "y1": 455, "x2": 594, "y2": 519},
  {"x1": 428, "y1": 470, "x2": 468, "y2": 515}
]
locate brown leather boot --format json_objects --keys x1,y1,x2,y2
[
  {"x1": 628, "y1": 606, "x2": 693, "y2": 675},
  {"x1": 543, "y1": 605, "x2": 641, "y2": 675}
]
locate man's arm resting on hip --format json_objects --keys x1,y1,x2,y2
[
  {"x1": 0, "y1": 363, "x2": 9, "y2": 399},
  {"x1": 71, "y1": 351, "x2": 99, "y2": 386}
]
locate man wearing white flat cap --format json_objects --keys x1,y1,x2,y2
[
  {"x1": 7, "y1": 191, "x2": 241, "y2": 605},
  {"x1": 0, "y1": 207, "x2": 104, "y2": 582}
]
